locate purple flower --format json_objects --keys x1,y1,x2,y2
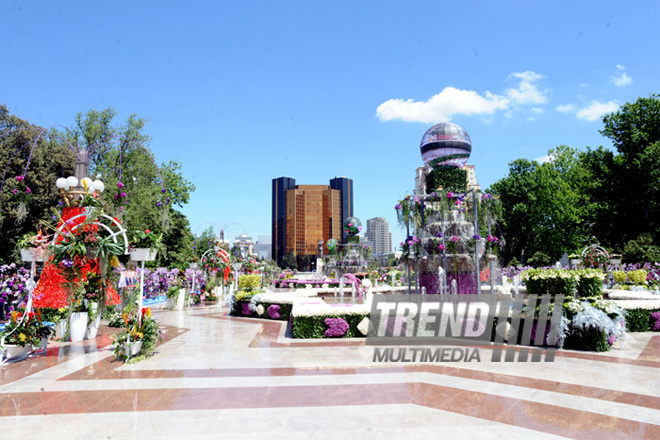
[
  {"x1": 267, "y1": 304, "x2": 281, "y2": 319},
  {"x1": 114, "y1": 193, "x2": 119, "y2": 200},
  {"x1": 446, "y1": 192, "x2": 453, "y2": 198},
  {"x1": 120, "y1": 192, "x2": 127, "y2": 198},
  {"x1": 395, "y1": 203, "x2": 402, "y2": 210},
  {"x1": 11, "y1": 189, "x2": 18, "y2": 195},
  {"x1": 438, "y1": 244, "x2": 445, "y2": 251},
  {"x1": 472, "y1": 234, "x2": 481, "y2": 240},
  {"x1": 325, "y1": 318, "x2": 349, "y2": 337},
  {"x1": 435, "y1": 231, "x2": 443, "y2": 238},
  {"x1": 61, "y1": 259, "x2": 73, "y2": 268},
  {"x1": 156, "y1": 202, "x2": 162, "y2": 207},
  {"x1": 452, "y1": 236, "x2": 459, "y2": 243},
  {"x1": 117, "y1": 182, "x2": 124, "y2": 189},
  {"x1": 15, "y1": 175, "x2": 24, "y2": 182},
  {"x1": 51, "y1": 215, "x2": 57, "y2": 221},
  {"x1": 25, "y1": 187, "x2": 31, "y2": 194},
  {"x1": 161, "y1": 188, "x2": 167, "y2": 193}
]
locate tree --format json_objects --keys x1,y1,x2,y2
[
  {"x1": 601, "y1": 94, "x2": 660, "y2": 243},
  {"x1": 0, "y1": 105, "x2": 74, "y2": 263},
  {"x1": 282, "y1": 251, "x2": 297, "y2": 270},
  {"x1": 490, "y1": 147, "x2": 589, "y2": 264}
]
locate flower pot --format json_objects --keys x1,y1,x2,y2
[
  {"x1": 85, "y1": 303, "x2": 101, "y2": 339},
  {"x1": 570, "y1": 258, "x2": 582, "y2": 267},
  {"x1": 129, "y1": 248, "x2": 157, "y2": 261},
  {"x1": 56, "y1": 319, "x2": 68, "y2": 339},
  {"x1": 176, "y1": 288, "x2": 186, "y2": 310},
  {"x1": 4, "y1": 344, "x2": 31, "y2": 360},
  {"x1": 124, "y1": 340, "x2": 143, "y2": 357},
  {"x1": 69, "y1": 312, "x2": 89, "y2": 342},
  {"x1": 20, "y1": 248, "x2": 46, "y2": 263}
]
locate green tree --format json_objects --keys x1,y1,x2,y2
[
  {"x1": 282, "y1": 251, "x2": 297, "y2": 269},
  {"x1": 601, "y1": 94, "x2": 660, "y2": 243},
  {"x1": 0, "y1": 105, "x2": 74, "y2": 263}
]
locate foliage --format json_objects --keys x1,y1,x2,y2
[
  {"x1": 622, "y1": 234, "x2": 660, "y2": 264},
  {"x1": 563, "y1": 326, "x2": 610, "y2": 352},
  {"x1": 425, "y1": 164, "x2": 467, "y2": 193},
  {"x1": 521, "y1": 268, "x2": 605, "y2": 298},
  {"x1": 282, "y1": 251, "x2": 297, "y2": 270},
  {"x1": 625, "y1": 309, "x2": 655, "y2": 332},
  {"x1": 131, "y1": 229, "x2": 163, "y2": 250},
  {"x1": 626, "y1": 269, "x2": 648, "y2": 286},
  {"x1": 0, "y1": 105, "x2": 75, "y2": 263}
]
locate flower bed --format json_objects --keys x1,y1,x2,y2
[{"x1": 291, "y1": 298, "x2": 370, "y2": 339}]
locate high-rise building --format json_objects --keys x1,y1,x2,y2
[
  {"x1": 272, "y1": 176, "x2": 353, "y2": 266},
  {"x1": 329, "y1": 176, "x2": 354, "y2": 242},
  {"x1": 366, "y1": 217, "x2": 392, "y2": 255},
  {"x1": 272, "y1": 177, "x2": 296, "y2": 266}
]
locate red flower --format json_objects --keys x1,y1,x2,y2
[{"x1": 145, "y1": 229, "x2": 151, "y2": 234}]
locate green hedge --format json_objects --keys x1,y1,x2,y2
[
  {"x1": 291, "y1": 314, "x2": 368, "y2": 339},
  {"x1": 563, "y1": 326, "x2": 610, "y2": 352},
  {"x1": 625, "y1": 308, "x2": 660, "y2": 332},
  {"x1": 230, "y1": 300, "x2": 292, "y2": 321}
]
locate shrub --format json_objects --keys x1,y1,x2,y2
[
  {"x1": 625, "y1": 309, "x2": 652, "y2": 332},
  {"x1": 612, "y1": 270, "x2": 627, "y2": 284},
  {"x1": 238, "y1": 274, "x2": 261, "y2": 290},
  {"x1": 563, "y1": 326, "x2": 610, "y2": 352},
  {"x1": 627, "y1": 269, "x2": 648, "y2": 286},
  {"x1": 623, "y1": 234, "x2": 660, "y2": 264}
]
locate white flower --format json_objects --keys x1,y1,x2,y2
[{"x1": 256, "y1": 305, "x2": 265, "y2": 316}]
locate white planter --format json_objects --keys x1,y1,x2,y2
[
  {"x1": 69, "y1": 312, "x2": 89, "y2": 342},
  {"x1": 56, "y1": 319, "x2": 68, "y2": 339},
  {"x1": 85, "y1": 303, "x2": 101, "y2": 339},
  {"x1": 165, "y1": 297, "x2": 174, "y2": 309},
  {"x1": 176, "y1": 288, "x2": 186, "y2": 310},
  {"x1": 189, "y1": 262, "x2": 199, "y2": 269},
  {"x1": 20, "y1": 248, "x2": 46, "y2": 262},
  {"x1": 4, "y1": 344, "x2": 31, "y2": 360},
  {"x1": 123, "y1": 340, "x2": 143, "y2": 357},
  {"x1": 130, "y1": 248, "x2": 158, "y2": 261},
  {"x1": 570, "y1": 258, "x2": 582, "y2": 267}
]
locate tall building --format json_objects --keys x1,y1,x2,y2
[
  {"x1": 329, "y1": 176, "x2": 354, "y2": 242},
  {"x1": 272, "y1": 177, "x2": 296, "y2": 266},
  {"x1": 272, "y1": 176, "x2": 353, "y2": 266},
  {"x1": 366, "y1": 217, "x2": 392, "y2": 255}
]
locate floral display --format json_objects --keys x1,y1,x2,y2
[
  {"x1": 113, "y1": 307, "x2": 163, "y2": 362},
  {"x1": 324, "y1": 317, "x2": 349, "y2": 337},
  {"x1": 0, "y1": 263, "x2": 30, "y2": 319},
  {"x1": 267, "y1": 304, "x2": 281, "y2": 319},
  {"x1": 0, "y1": 309, "x2": 52, "y2": 347}
]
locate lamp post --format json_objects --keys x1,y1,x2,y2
[{"x1": 55, "y1": 175, "x2": 105, "y2": 207}]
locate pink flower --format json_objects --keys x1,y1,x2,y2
[
  {"x1": 120, "y1": 192, "x2": 127, "y2": 198},
  {"x1": 117, "y1": 182, "x2": 124, "y2": 189},
  {"x1": 452, "y1": 236, "x2": 459, "y2": 243},
  {"x1": 438, "y1": 244, "x2": 445, "y2": 251},
  {"x1": 15, "y1": 175, "x2": 24, "y2": 182},
  {"x1": 446, "y1": 192, "x2": 453, "y2": 198}
]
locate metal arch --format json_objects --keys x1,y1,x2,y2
[
  {"x1": 581, "y1": 244, "x2": 609, "y2": 259},
  {"x1": 51, "y1": 213, "x2": 129, "y2": 255}
]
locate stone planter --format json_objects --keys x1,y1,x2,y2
[
  {"x1": 69, "y1": 312, "x2": 89, "y2": 342},
  {"x1": 55, "y1": 319, "x2": 68, "y2": 339},
  {"x1": 123, "y1": 340, "x2": 143, "y2": 357},
  {"x1": 4, "y1": 344, "x2": 31, "y2": 360},
  {"x1": 129, "y1": 248, "x2": 158, "y2": 261},
  {"x1": 570, "y1": 258, "x2": 582, "y2": 268}
]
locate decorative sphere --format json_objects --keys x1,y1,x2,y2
[
  {"x1": 420, "y1": 122, "x2": 472, "y2": 168},
  {"x1": 326, "y1": 238, "x2": 338, "y2": 251},
  {"x1": 92, "y1": 179, "x2": 105, "y2": 193},
  {"x1": 343, "y1": 217, "x2": 362, "y2": 236},
  {"x1": 56, "y1": 177, "x2": 67, "y2": 189},
  {"x1": 81, "y1": 177, "x2": 94, "y2": 192},
  {"x1": 65, "y1": 176, "x2": 78, "y2": 188}
]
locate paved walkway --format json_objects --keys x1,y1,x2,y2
[{"x1": 1, "y1": 304, "x2": 659, "y2": 439}]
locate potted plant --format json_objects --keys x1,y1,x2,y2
[
  {"x1": 113, "y1": 307, "x2": 163, "y2": 362},
  {"x1": 0, "y1": 310, "x2": 51, "y2": 360},
  {"x1": 129, "y1": 229, "x2": 162, "y2": 261},
  {"x1": 16, "y1": 231, "x2": 49, "y2": 262}
]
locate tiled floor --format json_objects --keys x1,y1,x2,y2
[{"x1": 1, "y1": 304, "x2": 659, "y2": 439}]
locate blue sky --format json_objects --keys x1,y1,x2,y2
[{"x1": 2, "y1": 1, "x2": 659, "y2": 249}]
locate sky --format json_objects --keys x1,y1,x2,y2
[{"x1": 2, "y1": 1, "x2": 659, "y2": 250}]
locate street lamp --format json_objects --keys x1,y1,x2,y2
[{"x1": 56, "y1": 175, "x2": 105, "y2": 207}]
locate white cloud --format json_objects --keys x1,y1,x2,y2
[
  {"x1": 530, "y1": 107, "x2": 545, "y2": 114},
  {"x1": 376, "y1": 87, "x2": 508, "y2": 124},
  {"x1": 376, "y1": 70, "x2": 548, "y2": 123},
  {"x1": 505, "y1": 71, "x2": 549, "y2": 104},
  {"x1": 556, "y1": 104, "x2": 575, "y2": 113},
  {"x1": 611, "y1": 65, "x2": 632, "y2": 87},
  {"x1": 534, "y1": 155, "x2": 552, "y2": 164},
  {"x1": 576, "y1": 100, "x2": 619, "y2": 121}
]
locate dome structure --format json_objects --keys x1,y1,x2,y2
[{"x1": 420, "y1": 122, "x2": 472, "y2": 168}]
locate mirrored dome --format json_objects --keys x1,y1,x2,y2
[{"x1": 420, "y1": 122, "x2": 472, "y2": 168}]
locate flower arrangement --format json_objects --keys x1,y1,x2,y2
[
  {"x1": 400, "y1": 235, "x2": 421, "y2": 259},
  {"x1": 10, "y1": 174, "x2": 32, "y2": 223},
  {"x1": 130, "y1": 229, "x2": 163, "y2": 250},
  {"x1": 0, "y1": 264, "x2": 30, "y2": 319},
  {"x1": 113, "y1": 307, "x2": 163, "y2": 362},
  {"x1": 0, "y1": 310, "x2": 52, "y2": 347}
]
